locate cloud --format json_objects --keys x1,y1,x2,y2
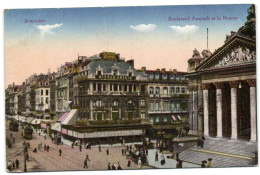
[
  {"x1": 35, "y1": 23, "x2": 63, "y2": 39},
  {"x1": 169, "y1": 25, "x2": 198, "y2": 34},
  {"x1": 130, "y1": 24, "x2": 156, "y2": 32}
]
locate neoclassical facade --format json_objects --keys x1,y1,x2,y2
[{"x1": 187, "y1": 14, "x2": 256, "y2": 142}]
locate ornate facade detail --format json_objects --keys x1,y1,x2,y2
[
  {"x1": 201, "y1": 83, "x2": 211, "y2": 90},
  {"x1": 229, "y1": 81, "x2": 239, "y2": 88},
  {"x1": 201, "y1": 49, "x2": 212, "y2": 59},
  {"x1": 247, "y1": 79, "x2": 256, "y2": 87},
  {"x1": 213, "y1": 82, "x2": 224, "y2": 89},
  {"x1": 192, "y1": 48, "x2": 201, "y2": 58},
  {"x1": 215, "y1": 46, "x2": 256, "y2": 67}
]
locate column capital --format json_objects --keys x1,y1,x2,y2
[
  {"x1": 201, "y1": 83, "x2": 210, "y2": 90},
  {"x1": 229, "y1": 81, "x2": 239, "y2": 88},
  {"x1": 247, "y1": 79, "x2": 256, "y2": 87},
  {"x1": 213, "y1": 82, "x2": 224, "y2": 89}
]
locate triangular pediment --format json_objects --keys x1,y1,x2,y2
[{"x1": 196, "y1": 35, "x2": 256, "y2": 71}]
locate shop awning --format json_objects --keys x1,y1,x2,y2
[
  {"x1": 62, "y1": 109, "x2": 78, "y2": 125},
  {"x1": 59, "y1": 112, "x2": 69, "y2": 122},
  {"x1": 25, "y1": 117, "x2": 34, "y2": 123},
  {"x1": 177, "y1": 115, "x2": 182, "y2": 121},
  {"x1": 51, "y1": 123, "x2": 61, "y2": 132}
]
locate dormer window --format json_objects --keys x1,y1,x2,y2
[
  {"x1": 113, "y1": 69, "x2": 118, "y2": 76},
  {"x1": 97, "y1": 71, "x2": 102, "y2": 76},
  {"x1": 129, "y1": 72, "x2": 132, "y2": 77}
]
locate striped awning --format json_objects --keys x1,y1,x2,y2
[
  {"x1": 171, "y1": 115, "x2": 177, "y2": 121},
  {"x1": 59, "y1": 112, "x2": 69, "y2": 122}
]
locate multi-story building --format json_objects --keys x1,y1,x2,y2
[
  {"x1": 143, "y1": 68, "x2": 189, "y2": 142},
  {"x1": 5, "y1": 83, "x2": 23, "y2": 115}
]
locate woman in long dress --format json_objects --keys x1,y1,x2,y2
[{"x1": 138, "y1": 157, "x2": 142, "y2": 168}]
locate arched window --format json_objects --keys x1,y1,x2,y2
[
  {"x1": 149, "y1": 87, "x2": 154, "y2": 94},
  {"x1": 181, "y1": 87, "x2": 185, "y2": 94},
  {"x1": 163, "y1": 87, "x2": 168, "y2": 95},
  {"x1": 171, "y1": 87, "x2": 175, "y2": 94},
  {"x1": 94, "y1": 100, "x2": 103, "y2": 107},
  {"x1": 155, "y1": 87, "x2": 160, "y2": 95},
  {"x1": 176, "y1": 87, "x2": 180, "y2": 93}
]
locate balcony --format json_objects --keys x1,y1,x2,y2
[{"x1": 149, "y1": 110, "x2": 188, "y2": 114}]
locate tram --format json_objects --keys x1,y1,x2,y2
[
  {"x1": 23, "y1": 125, "x2": 33, "y2": 139},
  {"x1": 9, "y1": 120, "x2": 19, "y2": 131}
]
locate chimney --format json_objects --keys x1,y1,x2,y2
[
  {"x1": 141, "y1": 67, "x2": 146, "y2": 71},
  {"x1": 161, "y1": 68, "x2": 166, "y2": 72},
  {"x1": 156, "y1": 68, "x2": 160, "y2": 71}
]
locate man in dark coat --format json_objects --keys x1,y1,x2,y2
[
  {"x1": 83, "y1": 159, "x2": 88, "y2": 168},
  {"x1": 46, "y1": 145, "x2": 50, "y2": 152},
  {"x1": 106, "y1": 148, "x2": 109, "y2": 155},
  {"x1": 122, "y1": 149, "x2": 124, "y2": 156},
  {"x1": 59, "y1": 149, "x2": 62, "y2": 156},
  {"x1": 79, "y1": 144, "x2": 82, "y2": 152},
  {"x1": 108, "y1": 163, "x2": 111, "y2": 170},
  {"x1": 155, "y1": 151, "x2": 158, "y2": 161},
  {"x1": 112, "y1": 163, "x2": 116, "y2": 170},
  {"x1": 15, "y1": 159, "x2": 19, "y2": 169}
]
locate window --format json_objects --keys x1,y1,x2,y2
[
  {"x1": 112, "y1": 100, "x2": 118, "y2": 107},
  {"x1": 94, "y1": 100, "x2": 103, "y2": 107},
  {"x1": 155, "y1": 102, "x2": 159, "y2": 111},
  {"x1": 119, "y1": 84, "x2": 122, "y2": 91},
  {"x1": 176, "y1": 87, "x2": 180, "y2": 93},
  {"x1": 149, "y1": 73, "x2": 154, "y2": 80},
  {"x1": 170, "y1": 74, "x2": 175, "y2": 80},
  {"x1": 150, "y1": 102, "x2": 154, "y2": 111},
  {"x1": 124, "y1": 85, "x2": 127, "y2": 91},
  {"x1": 155, "y1": 73, "x2": 160, "y2": 80},
  {"x1": 93, "y1": 83, "x2": 96, "y2": 91},
  {"x1": 163, "y1": 87, "x2": 168, "y2": 95},
  {"x1": 41, "y1": 90, "x2": 43, "y2": 96},
  {"x1": 41, "y1": 97, "x2": 44, "y2": 104},
  {"x1": 181, "y1": 75, "x2": 186, "y2": 80},
  {"x1": 97, "y1": 71, "x2": 102, "y2": 76},
  {"x1": 163, "y1": 73, "x2": 168, "y2": 80},
  {"x1": 171, "y1": 87, "x2": 175, "y2": 94},
  {"x1": 181, "y1": 87, "x2": 185, "y2": 94},
  {"x1": 133, "y1": 85, "x2": 136, "y2": 91},
  {"x1": 163, "y1": 101, "x2": 170, "y2": 111},
  {"x1": 113, "y1": 69, "x2": 118, "y2": 76},
  {"x1": 129, "y1": 85, "x2": 132, "y2": 92},
  {"x1": 177, "y1": 102, "x2": 180, "y2": 110},
  {"x1": 149, "y1": 87, "x2": 154, "y2": 94},
  {"x1": 164, "y1": 116, "x2": 168, "y2": 122},
  {"x1": 171, "y1": 102, "x2": 176, "y2": 111},
  {"x1": 103, "y1": 84, "x2": 106, "y2": 91},
  {"x1": 129, "y1": 72, "x2": 132, "y2": 77},
  {"x1": 46, "y1": 97, "x2": 49, "y2": 104},
  {"x1": 140, "y1": 100, "x2": 145, "y2": 107},
  {"x1": 141, "y1": 112, "x2": 145, "y2": 119},
  {"x1": 155, "y1": 117, "x2": 159, "y2": 123},
  {"x1": 150, "y1": 118, "x2": 154, "y2": 124},
  {"x1": 46, "y1": 90, "x2": 49, "y2": 95},
  {"x1": 155, "y1": 87, "x2": 160, "y2": 95},
  {"x1": 114, "y1": 84, "x2": 118, "y2": 91}
]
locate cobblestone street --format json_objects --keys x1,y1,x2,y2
[{"x1": 6, "y1": 123, "x2": 152, "y2": 172}]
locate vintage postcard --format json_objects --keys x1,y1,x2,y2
[{"x1": 4, "y1": 4, "x2": 257, "y2": 172}]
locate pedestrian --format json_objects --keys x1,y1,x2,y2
[
  {"x1": 33, "y1": 146, "x2": 37, "y2": 153},
  {"x1": 12, "y1": 161, "x2": 15, "y2": 170},
  {"x1": 179, "y1": 160, "x2": 183, "y2": 168},
  {"x1": 83, "y1": 159, "x2": 88, "y2": 168},
  {"x1": 108, "y1": 163, "x2": 111, "y2": 170},
  {"x1": 21, "y1": 131, "x2": 23, "y2": 137},
  {"x1": 201, "y1": 135, "x2": 205, "y2": 148},
  {"x1": 59, "y1": 148, "x2": 62, "y2": 156},
  {"x1": 130, "y1": 145, "x2": 132, "y2": 151},
  {"x1": 38, "y1": 132, "x2": 40, "y2": 136},
  {"x1": 10, "y1": 133, "x2": 13, "y2": 138},
  {"x1": 155, "y1": 151, "x2": 158, "y2": 161},
  {"x1": 12, "y1": 137, "x2": 15, "y2": 143},
  {"x1": 112, "y1": 163, "x2": 116, "y2": 170},
  {"x1": 138, "y1": 157, "x2": 142, "y2": 168},
  {"x1": 52, "y1": 137, "x2": 54, "y2": 143},
  {"x1": 127, "y1": 145, "x2": 129, "y2": 151},
  {"x1": 176, "y1": 159, "x2": 180, "y2": 168},
  {"x1": 122, "y1": 148, "x2": 124, "y2": 156},
  {"x1": 47, "y1": 145, "x2": 49, "y2": 152},
  {"x1": 176, "y1": 152, "x2": 179, "y2": 161},
  {"x1": 106, "y1": 148, "x2": 109, "y2": 155},
  {"x1": 15, "y1": 159, "x2": 19, "y2": 169},
  {"x1": 99, "y1": 145, "x2": 101, "y2": 152},
  {"x1": 79, "y1": 144, "x2": 82, "y2": 152},
  {"x1": 146, "y1": 149, "x2": 148, "y2": 156},
  {"x1": 117, "y1": 162, "x2": 122, "y2": 170},
  {"x1": 71, "y1": 142, "x2": 74, "y2": 148},
  {"x1": 7, "y1": 160, "x2": 12, "y2": 171},
  {"x1": 86, "y1": 154, "x2": 90, "y2": 161},
  {"x1": 44, "y1": 144, "x2": 47, "y2": 151},
  {"x1": 44, "y1": 134, "x2": 47, "y2": 140},
  {"x1": 207, "y1": 158, "x2": 212, "y2": 167},
  {"x1": 201, "y1": 160, "x2": 207, "y2": 168},
  {"x1": 127, "y1": 158, "x2": 131, "y2": 167}
]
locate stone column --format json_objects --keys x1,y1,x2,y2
[
  {"x1": 89, "y1": 99, "x2": 93, "y2": 120},
  {"x1": 214, "y1": 82, "x2": 223, "y2": 138},
  {"x1": 247, "y1": 80, "x2": 257, "y2": 142},
  {"x1": 229, "y1": 81, "x2": 238, "y2": 140},
  {"x1": 193, "y1": 86, "x2": 198, "y2": 132},
  {"x1": 202, "y1": 83, "x2": 210, "y2": 137},
  {"x1": 188, "y1": 86, "x2": 194, "y2": 131},
  {"x1": 89, "y1": 82, "x2": 93, "y2": 94},
  {"x1": 119, "y1": 108, "x2": 121, "y2": 119}
]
